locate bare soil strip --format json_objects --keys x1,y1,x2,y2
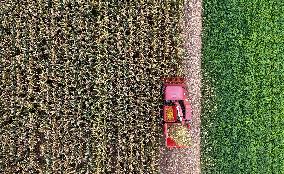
[{"x1": 159, "y1": 0, "x2": 203, "y2": 173}]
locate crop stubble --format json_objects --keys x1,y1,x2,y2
[{"x1": 159, "y1": 0, "x2": 202, "y2": 173}]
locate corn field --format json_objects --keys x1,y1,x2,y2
[{"x1": 1, "y1": 1, "x2": 185, "y2": 173}]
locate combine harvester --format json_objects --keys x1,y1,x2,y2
[{"x1": 161, "y1": 77, "x2": 192, "y2": 148}]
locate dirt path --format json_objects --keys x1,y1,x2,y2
[{"x1": 159, "y1": 0, "x2": 203, "y2": 173}]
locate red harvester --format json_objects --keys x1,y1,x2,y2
[{"x1": 161, "y1": 77, "x2": 192, "y2": 148}]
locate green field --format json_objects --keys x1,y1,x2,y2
[{"x1": 201, "y1": 0, "x2": 284, "y2": 173}]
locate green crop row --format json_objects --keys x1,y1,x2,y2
[{"x1": 201, "y1": 0, "x2": 284, "y2": 173}]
